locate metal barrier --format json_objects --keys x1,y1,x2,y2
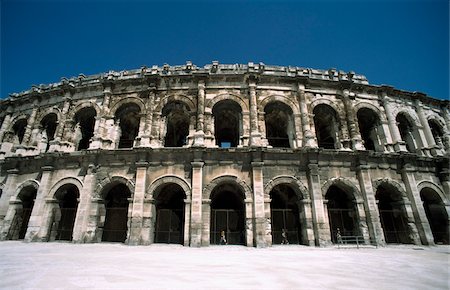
[{"x1": 337, "y1": 235, "x2": 378, "y2": 249}]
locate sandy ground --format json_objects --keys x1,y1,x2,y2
[{"x1": 0, "y1": 241, "x2": 448, "y2": 289}]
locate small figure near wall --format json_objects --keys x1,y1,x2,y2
[
  {"x1": 220, "y1": 230, "x2": 227, "y2": 245},
  {"x1": 281, "y1": 228, "x2": 289, "y2": 245}
]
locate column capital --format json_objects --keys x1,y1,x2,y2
[
  {"x1": 7, "y1": 168, "x2": 19, "y2": 174},
  {"x1": 41, "y1": 166, "x2": 54, "y2": 172},
  {"x1": 191, "y1": 161, "x2": 204, "y2": 168},
  {"x1": 135, "y1": 161, "x2": 148, "y2": 168}
]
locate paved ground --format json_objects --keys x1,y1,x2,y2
[{"x1": 0, "y1": 241, "x2": 448, "y2": 289}]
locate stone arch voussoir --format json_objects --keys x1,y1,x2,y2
[
  {"x1": 354, "y1": 101, "x2": 387, "y2": 123},
  {"x1": 95, "y1": 175, "x2": 135, "y2": 199},
  {"x1": 156, "y1": 94, "x2": 196, "y2": 113},
  {"x1": 14, "y1": 179, "x2": 40, "y2": 200},
  {"x1": 207, "y1": 93, "x2": 249, "y2": 112},
  {"x1": 203, "y1": 175, "x2": 252, "y2": 201},
  {"x1": 110, "y1": 97, "x2": 146, "y2": 116},
  {"x1": 264, "y1": 175, "x2": 308, "y2": 200},
  {"x1": 259, "y1": 95, "x2": 300, "y2": 114},
  {"x1": 48, "y1": 177, "x2": 84, "y2": 200},
  {"x1": 145, "y1": 175, "x2": 192, "y2": 200},
  {"x1": 321, "y1": 177, "x2": 362, "y2": 202},
  {"x1": 372, "y1": 178, "x2": 407, "y2": 199},
  {"x1": 417, "y1": 180, "x2": 448, "y2": 204}
]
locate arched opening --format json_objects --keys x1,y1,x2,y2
[
  {"x1": 428, "y1": 119, "x2": 445, "y2": 149},
  {"x1": 326, "y1": 185, "x2": 359, "y2": 243},
  {"x1": 396, "y1": 113, "x2": 417, "y2": 152},
  {"x1": 376, "y1": 184, "x2": 412, "y2": 244},
  {"x1": 270, "y1": 184, "x2": 302, "y2": 244},
  {"x1": 12, "y1": 119, "x2": 27, "y2": 144},
  {"x1": 40, "y1": 113, "x2": 58, "y2": 152},
  {"x1": 213, "y1": 100, "x2": 242, "y2": 148},
  {"x1": 264, "y1": 102, "x2": 294, "y2": 148},
  {"x1": 420, "y1": 188, "x2": 449, "y2": 244},
  {"x1": 53, "y1": 184, "x2": 79, "y2": 241},
  {"x1": 210, "y1": 183, "x2": 245, "y2": 245},
  {"x1": 115, "y1": 104, "x2": 141, "y2": 148},
  {"x1": 102, "y1": 183, "x2": 131, "y2": 242},
  {"x1": 74, "y1": 107, "x2": 96, "y2": 150},
  {"x1": 313, "y1": 104, "x2": 340, "y2": 149},
  {"x1": 163, "y1": 102, "x2": 190, "y2": 147},
  {"x1": 10, "y1": 186, "x2": 37, "y2": 240},
  {"x1": 357, "y1": 108, "x2": 383, "y2": 151},
  {"x1": 154, "y1": 183, "x2": 186, "y2": 244}
]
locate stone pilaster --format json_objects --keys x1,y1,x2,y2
[
  {"x1": 307, "y1": 163, "x2": 331, "y2": 246},
  {"x1": 72, "y1": 164, "x2": 96, "y2": 243},
  {"x1": 298, "y1": 84, "x2": 316, "y2": 147},
  {"x1": 137, "y1": 88, "x2": 155, "y2": 147},
  {"x1": 251, "y1": 162, "x2": 267, "y2": 247},
  {"x1": 191, "y1": 161, "x2": 204, "y2": 246},
  {"x1": 142, "y1": 196, "x2": 156, "y2": 245},
  {"x1": 245, "y1": 198, "x2": 254, "y2": 247},
  {"x1": 128, "y1": 162, "x2": 147, "y2": 245},
  {"x1": 381, "y1": 91, "x2": 407, "y2": 152},
  {"x1": 299, "y1": 199, "x2": 315, "y2": 246},
  {"x1": 0, "y1": 109, "x2": 12, "y2": 143},
  {"x1": 183, "y1": 198, "x2": 191, "y2": 246},
  {"x1": 401, "y1": 163, "x2": 435, "y2": 245},
  {"x1": 342, "y1": 90, "x2": 364, "y2": 150},
  {"x1": 201, "y1": 198, "x2": 211, "y2": 246},
  {"x1": 193, "y1": 80, "x2": 206, "y2": 147},
  {"x1": 0, "y1": 169, "x2": 19, "y2": 219},
  {"x1": 248, "y1": 78, "x2": 261, "y2": 146},
  {"x1": 55, "y1": 96, "x2": 72, "y2": 141},
  {"x1": 356, "y1": 164, "x2": 385, "y2": 246},
  {"x1": 25, "y1": 166, "x2": 53, "y2": 242},
  {"x1": 22, "y1": 102, "x2": 39, "y2": 145},
  {"x1": 415, "y1": 100, "x2": 441, "y2": 156}
]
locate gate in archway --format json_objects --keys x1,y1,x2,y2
[
  {"x1": 211, "y1": 209, "x2": 245, "y2": 245},
  {"x1": 102, "y1": 207, "x2": 128, "y2": 242},
  {"x1": 328, "y1": 209, "x2": 358, "y2": 243},
  {"x1": 379, "y1": 209, "x2": 411, "y2": 244},
  {"x1": 271, "y1": 209, "x2": 300, "y2": 244},
  {"x1": 17, "y1": 208, "x2": 33, "y2": 239},
  {"x1": 155, "y1": 209, "x2": 183, "y2": 244},
  {"x1": 55, "y1": 208, "x2": 77, "y2": 241}
]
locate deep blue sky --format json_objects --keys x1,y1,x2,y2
[{"x1": 1, "y1": 0, "x2": 448, "y2": 100}]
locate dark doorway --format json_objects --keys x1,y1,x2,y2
[
  {"x1": 428, "y1": 120, "x2": 446, "y2": 149},
  {"x1": 210, "y1": 183, "x2": 245, "y2": 245},
  {"x1": 213, "y1": 100, "x2": 241, "y2": 148},
  {"x1": 11, "y1": 186, "x2": 37, "y2": 240},
  {"x1": 264, "y1": 102, "x2": 293, "y2": 148},
  {"x1": 74, "y1": 107, "x2": 96, "y2": 150},
  {"x1": 270, "y1": 184, "x2": 301, "y2": 244},
  {"x1": 396, "y1": 113, "x2": 416, "y2": 152},
  {"x1": 102, "y1": 184, "x2": 131, "y2": 242},
  {"x1": 55, "y1": 184, "x2": 79, "y2": 241},
  {"x1": 154, "y1": 183, "x2": 185, "y2": 244},
  {"x1": 420, "y1": 188, "x2": 449, "y2": 244},
  {"x1": 163, "y1": 102, "x2": 190, "y2": 147},
  {"x1": 313, "y1": 104, "x2": 339, "y2": 149},
  {"x1": 12, "y1": 119, "x2": 27, "y2": 144},
  {"x1": 376, "y1": 184, "x2": 412, "y2": 244},
  {"x1": 115, "y1": 104, "x2": 141, "y2": 149},
  {"x1": 326, "y1": 185, "x2": 359, "y2": 243},
  {"x1": 357, "y1": 108, "x2": 381, "y2": 151},
  {"x1": 40, "y1": 113, "x2": 58, "y2": 152}
]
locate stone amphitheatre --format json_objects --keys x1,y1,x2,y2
[{"x1": 0, "y1": 62, "x2": 448, "y2": 248}]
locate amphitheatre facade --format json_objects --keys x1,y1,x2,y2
[{"x1": 0, "y1": 62, "x2": 448, "y2": 247}]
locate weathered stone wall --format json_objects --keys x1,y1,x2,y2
[{"x1": 0, "y1": 63, "x2": 448, "y2": 247}]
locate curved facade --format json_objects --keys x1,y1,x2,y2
[{"x1": 0, "y1": 62, "x2": 448, "y2": 247}]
